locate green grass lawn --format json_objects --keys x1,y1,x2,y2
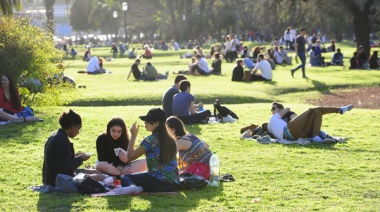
[{"x1": 1, "y1": 41, "x2": 380, "y2": 211}]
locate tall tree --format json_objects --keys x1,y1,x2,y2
[
  {"x1": 0, "y1": 0, "x2": 21, "y2": 16},
  {"x1": 339, "y1": 0, "x2": 377, "y2": 56},
  {"x1": 45, "y1": 0, "x2": 55, "y2": 35}
]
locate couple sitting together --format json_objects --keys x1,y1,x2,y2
[
  {"x1": 128, "y1": 59, "x2": 169, "y2": 81},
  {"x1": 42, "y1": 108, "x2": 212, "y2": 193},
  {"x1": 244, "y1": 101, "x2": 353, "y2": 143},
  {"x1": 162, "y1": 75, "x2": 211, "y2": 125}
]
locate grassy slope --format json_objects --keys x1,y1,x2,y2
[{"x1": 0, "y1": 42, "x2": 379, "y2": 211}]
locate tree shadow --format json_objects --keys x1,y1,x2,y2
[{"x1": 37, "y1": 192, "x2": 87, "y2": 212}]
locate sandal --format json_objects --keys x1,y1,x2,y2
[{"x1": 220, "y1": 173, "x2": 235, "y2": 182}]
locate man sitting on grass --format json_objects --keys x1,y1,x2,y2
[
  {"x1": 251, "y1": 54, "x2": 273, "y2": 81},
  {"x1": 172, "y1": 80, "x2": 211, "y2": 124}
]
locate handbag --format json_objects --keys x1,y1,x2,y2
[
  {"x1": 184, "y1": 162, "x2": 210, "y2": 180},
  {"x1": 179, "y1": 173, "x2": 208, "y2": 190},
  {"x1": 75, "y1": 174, "x2": 105, "y2": 194}
]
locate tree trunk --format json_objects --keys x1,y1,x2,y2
[{"x1": 45, "y1": 0, "x2": 55, "y2": 36}]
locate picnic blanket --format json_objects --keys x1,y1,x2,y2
[
  {"x1": 91, "y1": 190, "x2": 178, "y2": 197},
  {"x1": 243, "y1": 135, "x2": 350, "y2": 145}
]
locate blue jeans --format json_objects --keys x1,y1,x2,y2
[
  {"x1": 121, "y1": 172, "x2": 179, "y2": 192},
  {"x1": 294, "y1": 51, "x2": 306, "y2": 77}
]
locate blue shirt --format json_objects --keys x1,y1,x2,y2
[{"x1": 172, "y1": 92, "x2": 195, "y2": 117}]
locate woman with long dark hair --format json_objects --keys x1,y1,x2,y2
[
  {"x1": 0, "y1": 75, "x2": 23, "y2": 121},
  {"x1": 95, "y1": 117, "x2": 147, "y2": 176},
  {"x1": 166, "y1": 116, "x2": 212, "y2": 171},
  {"x1": 120, "y1": 108, "x2": 179, "y2": 192}
]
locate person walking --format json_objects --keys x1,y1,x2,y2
[{"x1": 291, "y1": 28, "x2": 308, "y2": 78}]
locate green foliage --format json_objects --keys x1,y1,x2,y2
[
  {"x1": 70, "y1": 0, "x2": 93, "y2": 31},
  {"x1": 0, "y1": 17, "x2": 75, "y2": 107}
]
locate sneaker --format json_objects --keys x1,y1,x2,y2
[
  {"x1": 302, "y1": 75, "x2": 308, "y2": 79},
  {"x1": 322, "y1": 138, "x2": 337, "y2": 144},
  {"x1": 339, "y1": 104, "x2": 353, "y2": 114},
  {"x1": 319, "y1": 130, "x2": 328, "y2": 139},
  {"x1": 311, "y1": 135, "x2": 323, "y2": 143},
  {"x1": 290, "y1": 69, "x2": 295, "y2": 78}
]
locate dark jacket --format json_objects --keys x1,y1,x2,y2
[
  {"x1": 42, "y1": 129, "x2": 83, "y2": 186},
  {"x1": 232, "y1": 65, "x2": 244, "y2": 82}
]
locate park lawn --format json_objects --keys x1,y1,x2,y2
[{"x1": 0, "y1": 42, "x2": 380, "y2": 211}]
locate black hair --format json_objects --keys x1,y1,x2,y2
[
  {"x1": 311, "y1": 46, "x2": 316, "y2": 51},
  {"x1": 59, "y1": 109, "x2": 82, "y2": 130},
  {"x1": 2, "y1": 75, "x2": 21, "y2": 110},
  {"x1": 258, "y1": 54, "x2": 264, "y2": 60},
  {"x1": 153, "y1": 121, "x2": 177, "y2": 164},
  {"x1": 135, "y1": 59, "x2": 140, "y2": 63},
  {"x1": 272, "y1": 101, "x2": 284, "y2": 110},
  {"x1": 174, "y1": 75, "x2": 187, "y2": 84},
  {"x1": 214, "y1": 53, "x2": 220, "y2": 59},
  {"x1": 179, "y1": 80, "x2": 190, "y2": 92},
  {"x1": 106, "y1": 117, "x2": 129, "y2": 146},
  {"x1": 166, "y1": 116, "x2": 187, "y2": 137},
  {"x1": 236, "y1": 59, "x2": 243, "y2": 66}
]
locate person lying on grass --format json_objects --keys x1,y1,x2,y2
[
  {"x1": 121, "y1": 108, "x2": 179, "y2": 192},
  {"x1": 268, "y1": 103, "x2": 353, "y2": 142},
  {"x1": 166, "y1": 116, "x2": 212, "y2": 171},
  {"x1": 95, "y1": 117, "x2": 147, "y2": 177}
]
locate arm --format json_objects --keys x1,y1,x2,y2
[
  {"x1": 189, "y1": 101, "x2": 197, "y2": 114},
  {"x1": 278, "y1": 108, "x2": 290, "y2": 118},
  {"x1": 126, "y1": 123, "x2": 145, "y2": 162},
  {"x1": 95, "y1": 135, "x2": 108, "y2": 162},
  {"x1": 55, "y1": 137, "x2": 84, "y2": 173},
  {"x1": 294, "y1": 39, "x2": 299, "y2": 56},
  {"x1": 177, "y1": 137, "x2": 192, "y2": 151},
  {"x1": 127, "y1": 68, "x2": 133, "y2": 80}
]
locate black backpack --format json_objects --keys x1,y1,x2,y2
[
  {"x1": 179, "y1": 173, "x2": 208, "y2": 190},
  {"x1": 213, "y1": 99, "x2": 239, "y2": 120},
  {"x1": 74, "y1": 174, "x2": 106, "y2": 194}
]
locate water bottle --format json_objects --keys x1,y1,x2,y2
[{"x1": 209, "y1": 152, "x2": 220, "y2": 187}]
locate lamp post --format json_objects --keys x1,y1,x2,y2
[
  {"x1": 122, "y1": 2, "x2": 128, "y2": 44},
  {"x1": 112, "y1": 11, "x2": 118, "y2": 42}
]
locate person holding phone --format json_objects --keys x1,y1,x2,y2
[{"x1": 42, "y1": 110, "x2": 90, "y2": 187}]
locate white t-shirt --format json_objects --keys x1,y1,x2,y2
[
  {"x1": 268, "y1": 113, "x2": 287, "y2": 140},
  {"x1": 86, "y1": 56, "x2": 100, "y2": 73},
  {"x1": 274, "y1": 51, "x2": 283, "y2": 64},
  {"x1": 198, "y1": 58, "x2": 210, "y2": 73},
  {"x1": 254, "y1": 60, "x2": 273, "y2": 80}
]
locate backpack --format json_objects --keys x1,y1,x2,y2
[
  {"x1": 179, "y1": 173, "x2": 208, "y2": 190},
  {"x1": 74, "y1": 173, "x2": 106, "y2": 194},
  {"x1": 184, "y1": 162, "x2": 210, "y2": 180},
  {"x1": 213, "y1": 99, "x2": 239, "y2": 120}
]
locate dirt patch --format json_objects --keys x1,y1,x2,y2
[{"x1": 307, "y1": 87, "x2": 380, "y2": 109}]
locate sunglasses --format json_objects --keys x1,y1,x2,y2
[{"x1": 271, "y1": 107, "x2": 277, "y2": 111}]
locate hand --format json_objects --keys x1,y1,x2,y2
[
  {"x1": 130, "y1": 122, "x2": 139, "y2": 137},
  {"x1": 81, "y1": 154, "x2": 91, "y2": 161},
  {"x1": 197, "y1": 102, "x2": 203, "y2": 108},
  {"x1": 122, "y1": 166, "x2": 132, "y2": 175},
  {"x1": 118, "y1": 149, "x2": 128, "y2": 163}
]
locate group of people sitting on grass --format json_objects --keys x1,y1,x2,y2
[
  {"x1": 42, "y1": 107, "x2": 213, "y2": 193},
  {"x1": 350, "y1": 46, "x2": 380, "y2": 70},
  {"x1": 127, "y1": 59, "x2": 169, "y2": 81}
]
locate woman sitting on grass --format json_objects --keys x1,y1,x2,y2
[
  {"x1": 166, "y1": 116, "x2": 212, "y2": 171},
  {"x1": 95, "y1": 117, "x2": 147, "y2": 177},
  {"x1": 42, "y1": 110, "x2": 91, "y2": 186},
  {"x1": 268, "y1": 103, "x2": 353, "y2": 143},
  {"x1": 0, "y1": 75, "x2": 39, "y2": 122},
  {"x1": 121, "y1": 108, "x2": 179, "y2": 193}
]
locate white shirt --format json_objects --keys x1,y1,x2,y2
[
  {"x1": 284, "y1": 31, "x2": 292, "y2": 41},
  {"x1": 268, "y1": 113, "x2": 287, "y2": 140},
  {"x1": 197, "y1": 58, "x2": 210, "y2": 73},
  {"x1": 173, "y1": 42, "x2": 180, "y2": 50},
  {"x1": 86, "y1": 56, "x2": 100, "y2": 73},
  {"x1": 254, "y1": 60, "x2": 273, "y2": 80},
  {"x1": 274, "y1": 51, "x2": 283, "y2": 64}
]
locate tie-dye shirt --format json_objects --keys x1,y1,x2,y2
[{"x1": 140, "y1": 132, "x2": 179, "y2": 184}]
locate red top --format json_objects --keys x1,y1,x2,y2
[
  {"x1": 0, "y1": 87, "x2": 23, "y2": 114},
  {"x1": 145, "y1": 49, "x2": 152, "y2": 56}
]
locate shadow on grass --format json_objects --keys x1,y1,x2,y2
[
  {"x1": 104, "y1": 185, "x2": 223, "y2": 211},
  {"x1": 37, "y1": 192, "x2": 88, "y2": 212},
  {"x1": 278, "y1": 142, "x2": 343, "y2": 150},
  {"x1": 68, "y1": 96, "x2": 274, "y2": 107}
]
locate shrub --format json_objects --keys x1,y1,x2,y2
[{"x1": 0, "y1": 16, "x2": 75, "y2": 106}]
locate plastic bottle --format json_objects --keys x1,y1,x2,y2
[
  {"x1": 209, "y1": 152, "x2": 220, "y2": 187},
  {"x1": 114, "y1": 179, "x2": 121, "y2": 188}
]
